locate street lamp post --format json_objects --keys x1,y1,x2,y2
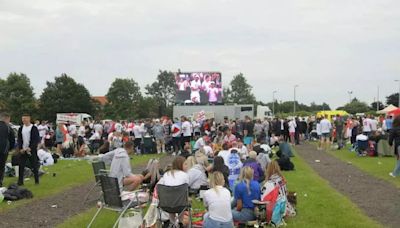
[
  {"x1": 294, "y1": 85, "x2": 299, "y2": 114},
  {"x1": 347, "y1": 91, "x2": 353, "y2": 103},
  {"x1": 395, "y1": 80, "x2": 400, "y2": 107},
  {"x1": 272, "y1": 90, "x2": 277, "y2": 116}
]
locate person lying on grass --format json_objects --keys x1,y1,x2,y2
[{"x1": 109, "y1": 141, "x2": 144, "y2": 191}]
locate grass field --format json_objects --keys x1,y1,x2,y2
[
  {"x1": 328, "y1": 147, "x2": 400, "y2": 188},
  {"x1": 0, "y1": 153, "x2": 164, "y2": 211},
  {"x1": 59, "y1": 152, "x2": 382, "y2": 228}
]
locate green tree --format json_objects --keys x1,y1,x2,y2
[
  {"x1": 0, "y1": 73, "x2": 37, "y2": 122},
  {"x1": 224, "y1": 73, "x2": 256, "y2": 104},
  {"x1": 386, "y1": 93, "x2": 399, "y2": 107},
  {"x1": 39, "y1": 74, "x2": 95, "y2": 121},
  {"x1": 342, "y1": 98, "x2": 370, "y2": 114},
  {"x1": 136, "y1": 97, "x2": 160, "y2": 118},
  {"x1": 370, "y1": 101, "x2": 385, "y2": 111},
  {"x1": 105, "y1": 78, "x2": 142, "y2": 120},
  {"x1": 145, "y1": 70, "x2": 176, "y2": 117}
]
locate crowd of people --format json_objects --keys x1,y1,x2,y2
[{"x1": 1, "y1": 109, "x2": 400, "y2": 227}]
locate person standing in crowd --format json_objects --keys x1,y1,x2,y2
[
  {"x1": 388, "y1": 115, "x2": 400, "y2": 177},
  {"x1": 133, "y1": 120, "x2": 145, "y2": 153},
  {"x1": 363, "y1": 115, "x2": 372, "y2": 137},
  {"x1": 385, "y1": 115, "x2": 393, "y2": 133},
  {"x1": 370, "y1": 116, "x2": 378, "y2": 135},
  {"x1": 334, "y1": 114, "x2": 345, "y2": 149},
  {"x1": 288, "y1": 118, "x2": 297, "y2": 145},
  {"x1": 152, "y1": 119, "x2": 165, "y2": 154},
  {"x1": 171, "y1": 119, "x2": 182, "y2": 153},
  {"x1": 181, "y1": 116, "x2": 192, "y2": 148},
  {"x1": 203, "y1": 171, "x2": 234, "y2": 228},
  {"x1": 243, "y1": 116, "x2": 254, "y2": 149},
  {"x1": 319, "y1": 115, "x2": 332, "y2": 150},
  {"x1": 0, "y1": 112, "x2": 15, "y2": 187},
  {"x1": 37, "y1": 120, "x2": 48, "y2": 141},
  {"x1": 55, "y1": 122, "x2": 67, "y2": 155},
  {"x1": 17, "y1": 114, "x2": 40, "y2": 185}
]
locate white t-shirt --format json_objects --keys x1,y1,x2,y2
[
  {"x1": 158, "y1": 170, "x2": 189, "y2": 186},
  {"x1": 115, "y1": 123, "x2": 123, "y2": 133},
  {"x1": 193, "y1": 137, "x2": 205, "y2": 150},
  {"x1": 320, "y1": 119, "x2": 332, "y2": 134},
  {"x1": 38, "y1": 149, "x2": 54, "y2": 166},
  {"x1": 78, "y1": 125, "x2": 86, "y2": 137},
  {"x1": 218, "y1": 150, "x2": 231, "y2": 166},
  {"x1": 132, "y1": 125, "x2": 143, "y2": 138},
  {"x1": 94, "y1": 124, "x2": 103, "y2": 133},
  {"x1": 181, "y1": 121, "x2": 192, "y2": 137},
  {"x1": 203, "y1": 145, "x2": 214, "y2": 156},
  {"x1": 288, "y1": 120, "x2": 297, "y2": 133},
  {"x1": 316, "y1": 123, "x2": 321, "y2": 136},
  {"x1": 68, "y1": 124, "x2": 77, "y2": 136},
  {"x1": 203, "y1": 186, "x2": 233, "y2": 223},
  {"x1": 370, "y1": 119, "x2": 378, "y2": 131},
  {"x1": 356, "y1": 134, "x2": 368, "y2": 141},
  {"x1": 238, "y1": 146, "x2": 248, "y2": 160},
  {"x1": 363, "y1": 118, "x2": 372, "y2": 132},
  {"x1": 37, "y1": 124, "x2": 48, "y2": 138},
  {"x1": 22, "y1": 124, "x2": 33, "y2": 149}
]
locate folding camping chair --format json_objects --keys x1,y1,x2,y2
[
  {"x1": 83, "y1": 161, "x2": 107, "y2": 205},
  {"x1": 87, "y1": 175, "x2": 145, "y2": 228},
  {"x1": 157, "y1": 183, "x2": 192, "y2": 228}
]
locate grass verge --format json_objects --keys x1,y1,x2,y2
[
  {"x1": 59, "y1": 152, "x2": 381, "y2": 228},
  {"x1": 0, "y1": 153, "x2": 164, "y2": 211}
]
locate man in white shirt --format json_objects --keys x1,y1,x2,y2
[
  {"x1": 362, "y1": 116, "x2": 372, "y2": 137},
  {"x1": 17, "y1": 114, "x2": 40, "y2": 185},
  {"x1": 181, "y1": 116, "x2": 192, "y2": 148},
  {"x1": 320, "y1": 115, "x2": 332, "y2": 150},
  {"x1": 369, "y1": 116, "x2": 378, "y2": 134},
  {"x1": 288, "y1": 118, "x2": 297, "y2": 145},
  {"x1": 68, "y1": 123, "x2": 77, "y2": 136},
  {"x1": 37, "y1": 121, "x2": 49, "y2": 140}
]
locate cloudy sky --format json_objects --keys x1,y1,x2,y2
[{"x1": 0, "y1": 0, "x2": 399, "y2": 109}]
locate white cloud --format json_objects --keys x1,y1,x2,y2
[{"x1": 0, "y1": 0, "x2": 399, "y2": 109}]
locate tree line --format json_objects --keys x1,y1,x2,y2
[{"x1": 0, "y1": 72, "x2": 396, "y2": 123}]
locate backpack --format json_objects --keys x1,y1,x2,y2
[{"x1": 271, "y1": 196, "x2": 287, "y2": 227}]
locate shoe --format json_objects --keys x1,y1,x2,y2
[
  {"x1": 389, "y1": 172, "x2": 396, "y2": 178},
  {"x1": 17, "y1": 182, "x2": 24, "y2": 186}
]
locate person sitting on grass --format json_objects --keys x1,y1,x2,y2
[
  {"x1": 211, "y1": 156, "x2": 230, "y2": 189},
  {"x1": 243, "y1": 151, "x2": 264, "y2": 182},
  {"x1": 276, "y1": 150, "x2": 295, "y2": 171},
  {"x1": 141, "y1": 158, "x2": 163, "y2": 193},
  {"x1": 109, "y1": 141, "x2": 144, "y2": 191},
  {"x1": 203, "y1": 171, "x2": 234, "y2": 228},
  {"x1": 261, "y1": 160, "x2": 289, "y2": 224},
  {"x1": 232, "y1": 166, "x2": 261, "y2": 223},
  {"x1": 187, "y1": 154, "x2": 209, "y2": 190}
]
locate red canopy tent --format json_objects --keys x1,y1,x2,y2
[{"x1": 388, "y1": 108, "x2": 400, "y2": 116}]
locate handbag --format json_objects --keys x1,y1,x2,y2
[{"x1": 118, "y1": 210, "x2": 143, "y2": 228}]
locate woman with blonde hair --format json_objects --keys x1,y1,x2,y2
[
  {"x1": 261, "y1": 160, "x2": 288, "y2": 223},
  {"x1": 185, "y1": 156, "x2": 197, "y2": 170},
  {"x1": 142, "y1": 158, "x2": 163, "y2": 192},
  {"x1": 187, "y1": 154, "x2": 209, "y2": 189},
  {"x1": 203, "y1": 172, "x2": 233, "y2": 228},
  {"x1": 232, "y1": 166, "x2": 261, "y2": 223},
  {"x1": 158, "y1": 156, "x2": 189, "y2": 186}
]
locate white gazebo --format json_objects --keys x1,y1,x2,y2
[{"x1": 377, "y1": 104, "x2": 398, "y2": 114}]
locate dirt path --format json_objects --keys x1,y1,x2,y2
[
  {"x1": 296, "y1": 143, "x2": 400, "y2": 228},
  {"x1": 0, "y1": 155, "x2": 175, "y2": 228}
]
